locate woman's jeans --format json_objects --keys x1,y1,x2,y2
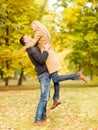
[
  {"x1": 50, "y1": 71, "x2": 78, "y2": 101},
  {"x1": 35, "y1": 72, "x2": 51, "y2": 122}
]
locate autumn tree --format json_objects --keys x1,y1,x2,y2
[
  {"x1": 53, "y1": 0, "x2": 98, "y2": 78},
  {"x1": 0, "y1": 0, "x2": 50, "y2": 86}
]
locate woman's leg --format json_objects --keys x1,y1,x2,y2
[
  {"x1": 52, "y1": 71, "x2": 77, "y2": 101},
  {"x1": 51, "y1": 81, "x2": 61, "y2": 109},
  {"x1": 50, "y1": 71, "x2": 78, "y2": 82},
  {"x1": 50, "y1": 71, "x2": 87, "y2": 109},
  {"x1": 50, "y1": 71, "x2": 87, "y2": 83},
  {"x1": 53, "y1": 82, "x2": 60, "y2": 101}
]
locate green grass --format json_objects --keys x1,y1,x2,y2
[{"x1": 0, "y1": 82, "x2": 98, "y2": 130}]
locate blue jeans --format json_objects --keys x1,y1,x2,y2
[
  {"x1": 35, "y1": 72, "x2": 51, "y2": 122},
  {"x1": 50, "y1": 71, "x2": 78, "y2": 101}
]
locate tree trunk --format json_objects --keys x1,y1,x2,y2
[
  {"x1": 39, "y1": 0, "x2": 48, "y2": 19},
  {"x1": 18, "y1": 69, "x2": 24, "y2": 86},
  {"x1": 0, "y1": 69, "x2": 4, "y2": 79},
  {"x1": 5, "y1": 23, "x2": 10, "y2": 86},
  {"x1": 5, "y1": 60, "x2": 10, "y2": 86},
  {"x1": 5, "y1": 78, "x2": 9, "y2": 86}
]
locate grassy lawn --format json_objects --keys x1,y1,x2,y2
[{"x1": 0, "y1": 82, "x2": 98, "y2": 130}]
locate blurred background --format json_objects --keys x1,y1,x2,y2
[{"x1": 0, "y1": 0, "x2": 98, "y2": 86}]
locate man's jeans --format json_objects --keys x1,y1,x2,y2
[
  {"x1": 50, "y1": 71, "x2": 78, "y2": 101},
  {"x1": 35, "y1": 72, "x2": 51, "y2": 122}
]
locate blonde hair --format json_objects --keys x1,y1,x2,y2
[{"x1": 31, "y1": 20, "x2": 51, "y2": 40}]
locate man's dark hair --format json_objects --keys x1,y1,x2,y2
[{"x1": 20, "y1": 36, "x2": 25, "y2": 46}]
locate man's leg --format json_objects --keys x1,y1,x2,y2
[
  {"x1": 42, "y1": 80, "x2": 50, "y2": 120},
  {"x1": 35, "y1": 72, "x2": 50, "y2": 123}
]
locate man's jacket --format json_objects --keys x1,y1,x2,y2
[{"x1": 26, "y1": 46, "x2": 48, "y2": 76}]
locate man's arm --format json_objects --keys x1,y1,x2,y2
[
  {"x1": 34, "y1": 51, "x2": 48, "y2": 64},
  {"x1": 27, "y1": 47, "x2": 48, "y2": 65}
]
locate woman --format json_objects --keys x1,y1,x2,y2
[
  {"x1": 24, "y1": 20, "x2": 87, "y2": 109},
  {"x1": 24, "y1": 20, "x2": 61, "y2": 74}
]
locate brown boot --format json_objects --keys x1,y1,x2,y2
[
  {"x1": 51, "y1": 101, "x2": 61, "y2": 110},
  {"x1": 78, "y1": 72, "x2": 87, "y2": 83},
  {"x1": 34, "y1": 120, "x2": 43, "y2": 126},
  {"x1": 42, "y1": 118, "x2": 51, "y2": 123}
]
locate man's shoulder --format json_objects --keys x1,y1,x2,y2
[{"x1": 26, "y1": 46, "x2": 40, "y2": 54}]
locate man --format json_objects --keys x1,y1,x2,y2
[{"x1": 20, "y1": 35, "x2": 51, "y2": 125}]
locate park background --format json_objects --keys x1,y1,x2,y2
[{"x1": 0, "y1": 0, "x2": 98, "y2": 130}]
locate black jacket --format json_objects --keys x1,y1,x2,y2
[{"x1": 26, "y1": 46, "x2": 48, "y2": 76}]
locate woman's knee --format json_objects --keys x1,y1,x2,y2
[{"x1": 52, "y1": 77, "x2": 59, "y2": 82}]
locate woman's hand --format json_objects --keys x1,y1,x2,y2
[
  {"x1": 43, "y1": 43, "x2": 51, "y2": 51},
  {"x1": 23, "y1": 46, "x2": 28, "y2": 51}
]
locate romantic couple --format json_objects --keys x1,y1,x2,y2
[{"x1": 20, "y1": 20, "x2": 87, "y2": 125}]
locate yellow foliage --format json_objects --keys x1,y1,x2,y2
[
  {"x1": 73, "y1": 0, "x2": 88, "y2": 5},
  {"x1": 92, "y1": 0, "x2": 98, "y2": 5},
  {"x1": 66, "y1": 35, "x2": 75, "y2": 44},
  {"x1": 85, "y1": 31, "x2": 97, "y2": 41},
  {"x1": 62, "y1": 6, "x2": 81, "y2": 24},
  {"x1": 2, "y1": 67, "x2": 14, "y2": 77}
]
